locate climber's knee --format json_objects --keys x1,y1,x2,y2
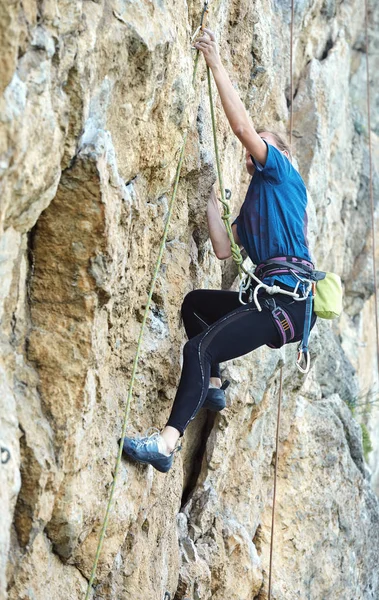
[
  {"x1": 182, "y1": 337, "x2": 199, "y2": 361},
  {"x1": 181, "y1": 289, "x2": 199, "y2": 320}
]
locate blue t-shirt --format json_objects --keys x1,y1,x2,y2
[{"x1": 233, "y1": 140, "x2": 313, "y2": 288}]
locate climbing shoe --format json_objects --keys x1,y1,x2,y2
[
  {"x1": 120, "y1": 429, "x2": 180, "y2": 473},
  {"x1": 203, "y1": 380, "x2": 230, "y2": 412}
]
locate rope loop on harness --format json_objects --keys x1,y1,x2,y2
[
  {"x1": 267, "y1": 285, "x2": 284, "y2": 296},
  {"x1": 220, "y1": 203, "x2": 231, "y2": 220},
  {"x1": 230, "y1": 243, "x2": 243, "y2": 265}
]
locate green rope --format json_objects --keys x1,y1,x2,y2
[
  {"x1": 206, "y1": 66, "x2": 246, "y2": 277},
  {"x1": 84, "y1": 39, "x2": 204, "y2": 600},
  {"x1": 84, "y1": 8, "x2": 242, "y2": 596},
  {"x1": 84, "y1": 138, "x2": 188, "y2": 599}
]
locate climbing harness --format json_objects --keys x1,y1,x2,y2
[
  {"x1": 1, "y1": 446, "x2": 11, "y2": 465},
  {"x1": 84, "y1": 6, "x2": 210, "y2": 597}
]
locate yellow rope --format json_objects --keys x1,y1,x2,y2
[
  {"x1": 83, "y1": 8, "x2": 207, "y2": 597},
  {"x1": 84, "y1": 139, "x2": 188, "y2": 600},
  {"x1": 206, "y1": 65, "x2": 246, "y2": 276}
]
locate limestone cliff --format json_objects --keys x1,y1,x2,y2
[{"x1": 1, "y1": 1, "x2": 379, "y2": 599}]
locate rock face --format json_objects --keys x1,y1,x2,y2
[{"x1": 1, "y1": 1, "x2": 379, "y2": 599}]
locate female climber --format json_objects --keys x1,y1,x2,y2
[{"x1": 121, "y1": 28, "x2": 316, "y2": 472}]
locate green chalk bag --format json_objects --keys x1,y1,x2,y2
[{"x1": 313, "y1": 272, "x2": 343, "y2": 319}]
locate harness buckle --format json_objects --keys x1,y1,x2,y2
[{"x1": 269, "y1": 305, "x2": 295, "y2": 347}]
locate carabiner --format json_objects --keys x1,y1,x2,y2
[
  {"x1": 238, "y1": 274, "x2": 251, "y2": 305},
  {"x1": 296, "y1": 349, "x2": 310, "y2": 374}
]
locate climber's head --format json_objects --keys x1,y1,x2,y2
[{"x1": 245, "y1": 129, "x2": 292, "y2": 176}]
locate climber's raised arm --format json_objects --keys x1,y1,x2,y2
[
  {"x1": 194, "y1": 28, "x2": 267, "y2": 166},
  {"x1": 207, "y1": 187, "x2": 242, "y2": 260}
]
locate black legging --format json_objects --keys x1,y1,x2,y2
[{"x1": 166, "y1": 288, "x2": 316, "y2": 435}]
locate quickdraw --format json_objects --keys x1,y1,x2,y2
[{"x1": 190, "y1": 1, "x2": 209, "y2": 48}]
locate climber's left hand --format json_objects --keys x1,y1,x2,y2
[{"x1": 194, "y1": 28, "x2": 221, "y2": 69}]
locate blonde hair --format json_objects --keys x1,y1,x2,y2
[{"x1": 256, "y1": 127, "x2": 292, "y2": 162}]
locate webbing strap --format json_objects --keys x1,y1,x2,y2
[
  {"x1": 257, "y1": 255, "x2": 314, "y2": 270},
  {"x1": 268, "y1": 305, "x2": 295, "y2": 347},
  {"x1": 301, "y1": 291, "x2": 313, "y2": 352},
  {"x1": 255, "y1": 257, "x2": 314, "y2": 280},
  {"x1": 296, "y1": 289, "x2": 313, "y2": 374}
]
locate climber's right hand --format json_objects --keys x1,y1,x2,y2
[{"x1": 194, "y1": 28, "x2": 221, "y2": 70}]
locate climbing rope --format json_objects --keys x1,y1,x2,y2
[
  {"x1": 268, "y1": 2, "x2": 294, "y2": 596},
  {"x1": 206, "y1": 65, "x2": 303, "y2": 311},
  {"x1": 84, "y1": 6, "x2": 209, "y2": 598},
  {"x1": 364, "y1": 0, "x2": 379, "y2": 379},
  {"x1": 268, "y1": 367, "x2": 283, "y2": 599},
  {"x1": 206, "y1": 65, "x2": 244, "y2": 277}
]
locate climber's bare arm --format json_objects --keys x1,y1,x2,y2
[
  {"x1": 194, "y1": 28, "x2": 267, "y2": 166},
  {"x1": 207, "y1": 188, "x2": 242, "y2": 260}
]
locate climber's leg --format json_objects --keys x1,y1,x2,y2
[
  {"x1": 121, "y1": 290, "x2": 252, "y2": 469},
  {"x1": 165, "y1": 299, "x2": 281, "y2": 438},
  {"x1": 122, "y1": 293, "x2": 315, "y2": 468},
  {"x1": 181, "y1": 289, "x2": 245, "y2": 381}
]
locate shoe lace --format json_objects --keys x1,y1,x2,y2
[
  {"x1": 144, "y1": 427, "x2": 161, "y2": 438},
  {"x1": 132, "y1": 427, "x2": 182, "y2": 455},
  {"x1": 132, "y1": 427, "x2": 160, "y2": 449}
]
